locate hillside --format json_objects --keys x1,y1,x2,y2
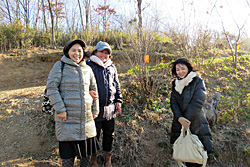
[{"x1": 0, "y1": 48, "x2": 250, "y2": 167}]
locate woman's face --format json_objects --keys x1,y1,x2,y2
[
  {"x1": 95, "y1": 49, "x2": 110, "y2": 63},
  {"x1": 68, "y1": 43, "x2": 83, "y2": 64},
  {"x1": 176, "y1": 63, "x2": 189, "y2": 79}
]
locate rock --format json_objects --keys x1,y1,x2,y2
[{"x1": 203, "y1": 92, "x2": 221, "y2": 126}]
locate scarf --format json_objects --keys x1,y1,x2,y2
[
  {"x1": 175, "y1": 71, "x2": 197, "y2": 94},
  {"x1": 89, "y1": 55, "x2": 113, "y2": 68}
]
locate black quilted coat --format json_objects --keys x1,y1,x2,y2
[{"x1": 170, "y1": 75, "x2": 215, "y2": 154}]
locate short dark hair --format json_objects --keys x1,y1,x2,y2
[{"x1": 170, "y1": 58, "x2": 195, "y2": 77}]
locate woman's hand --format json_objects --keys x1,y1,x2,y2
[
  {"x1": 115, "y1": 103, "x2": 122, "y2": 114},
  {"x1": 178, "y1": 117, "x2": 191, "y2": 130},
  {"x1": 93, "y1": 114, "x2": 98, "y2": 119},
  {"x1": 89, "y1": 90, "x2": 99, "y2": 100},
  {"x1": 57, "y1": 111, "x2": 67, "y2": 121}
]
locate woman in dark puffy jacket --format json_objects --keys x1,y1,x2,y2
[
  {"x1": 170, "y1": 58, "x2": 214, "y2": 167},
  {"x1": 86, "y1": 41, "x2": 123, "y2": 167},
  {"x1": 46, "y1": 39, "x2": 99, "y2": 167}
]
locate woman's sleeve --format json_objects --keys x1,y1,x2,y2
[
  {"x1": 46, "y1": 61, "x2": 66, "y2": 114},
  {"x1": 113, "y1": 65, "x2": 123, "y2": 104},
  {"x1": 184, "y1": 79, "x2": 206, "y2": 122},
  {"x1": 90, "y1": 70, "x2": 99, "y2": 115},
  {"x1": 170, "y1": 83, "x2": 183, "y2": 119}
]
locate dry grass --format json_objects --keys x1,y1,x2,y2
[{"x1": 0, "y1": 49, "x2": 250, "y2": 167}]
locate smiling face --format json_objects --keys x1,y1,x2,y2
[
  {"x1": 95, "y1": 49, "x2": 110, "y2": 63},
  {"x1": 176, "y1": 63, "x2": 189, "y2": 79},
  {"x1": 68, "y1": 43, "x2": 83, "y2": 64}
]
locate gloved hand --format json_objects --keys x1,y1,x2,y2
[
  {"x1": 178, "y1": 117, "x2": 191, "y2": 130},
  {"x1": 103, "y1": 104, "x2": 115, "y2": 120}
]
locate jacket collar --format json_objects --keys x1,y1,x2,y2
[
  {"x1": 175, "y1": 71, "x2": 197, "y2": 94},
  {"x1": 90, "y1": 55, "x2": 113, "y2": 68}
]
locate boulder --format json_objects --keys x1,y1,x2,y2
[{"x1": 203, "y1": 92, "x2": 221, "y2": 126}]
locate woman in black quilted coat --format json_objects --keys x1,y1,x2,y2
[{"x1": 170, "y1": 58, "x2": 215, "y2": 167}]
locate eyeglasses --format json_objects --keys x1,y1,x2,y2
[{"x1": 98, "y1": 51, "x2": 110, "y2": 55}]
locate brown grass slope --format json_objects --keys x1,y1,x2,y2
[{"x1": 0, "y1": 49, "x2": 249, "y2": 167}]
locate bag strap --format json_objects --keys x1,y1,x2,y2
[
  {"x1": 61, "y1": 61, "x2": 65, "y2": 73},
  {"x1": 44, "y1": 61, "x2": 65, "y2": 94},
  {"x1": 180, "y1": 127, "x2": 190, "y2": 137}
]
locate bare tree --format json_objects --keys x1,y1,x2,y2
[
  {"x1": 0, "y1": 0, "x2": 13, "y2": 23},
  {"x1": 47, "y1": 0, "x2": 56, "y2": 48},
  {"x1": 35, "y1": 0, "x2": 41, "y2": 27},
  {"x1": 216, "y1": 1, "x2": 250, "y2": 69},
  {"x1": 18, "y1": 0, "x2": 31, "y2": 29},
  {"x1": 221, "y1": 24, "x2": 242, "y2": 69},
  {"x1": 77, "y1": 0, "x2": 85, "y2": 32},
  {"x1": 93, "y1": 1, "x2": 118, "y2": 32},
  {"x1": 7, "y1": 0, "x2": 13, "y2": 22},
  {"x1": 137, "y1": 0, "x2": 142, "y2": 42},
  {"x1": 135, "y1": 0, "x2": 150, "y2": 46},
  {"x1": 54, "y1": 0, "x2": 65, "y2": 39},
  {"x1": 14, "y1": 0, "x2": 20, "y2": 20},
  {"x1": 83, "y1": 0, "x2": 91, "y2": 30},
  {"x1": 64, "y1": 2, "x2": 76, "y2": 40},
  {"x1": 94, "y1": 0, "x2": 108, "y2": 31},
  {"x1": 41, "y1": 0, "x2": 48, "y2": 32}
]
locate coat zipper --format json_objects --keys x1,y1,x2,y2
[{"x1": 79, "y1": 66, "x2": 83, "y2": 140}]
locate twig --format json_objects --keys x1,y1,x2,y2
[{"x1": 37, "y1": 160, "x2": 60, "y2": 166}]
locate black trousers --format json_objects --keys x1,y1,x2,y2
[
  {"x1": 59, "y1": 138, "x2": 98, "y2": 159},
  {"x1": 95, "y1": 119, "x2": 115, "y2": 152}
]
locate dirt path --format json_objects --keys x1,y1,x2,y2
[{"x1": 0, "y1": 86, "x2": 60, "y2": 166}]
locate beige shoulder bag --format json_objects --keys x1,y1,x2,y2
[{"x1": 173, "y1": 128, "x2": 208, "y2": 167}]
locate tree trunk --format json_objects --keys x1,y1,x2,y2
[
  {"x1": 84, "y1": 0, "x2": 90, "y2": 31},
  {"x1": 223, "y1": 31, "x2": 235, "y2": 63},
  {"x1": 77, "y1": 0, "x2": 84, "y2": 32},
  {"x1": 25, "y1": 0, "x2": 29, "y2": 29},
  {"x1": 42, "y1": 0, "x2": 47, "y2": 32},
  {"x1": 235, "y1": 43, "x2": 238, "y2": 69},
  {"x1": 5, "y1": 0, "x2": 12, "y2": 22},
  {"x1": 47, "y1": 0, "x2": 55, "y2": 49},
  {"x1": 35, "y1": 0, "x2": 41, "y2": 28},
  {"x1": 55, "y1": 0, "x2": 58, "y2": 39},
  {"x1": 137, "y1": 0, "x2": 142, "y2": 43}
]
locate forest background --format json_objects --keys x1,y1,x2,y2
[{"x1": 0, "y1": 0, "x2": 250, "y2": 166}]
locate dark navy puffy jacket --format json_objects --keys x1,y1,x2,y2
[{"x1": 86, "y1": 59, "x2": 123, "y2": 121}]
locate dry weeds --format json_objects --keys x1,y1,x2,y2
[{"x1": 0, "y1": 49, "x2": 249, "y2": 167}]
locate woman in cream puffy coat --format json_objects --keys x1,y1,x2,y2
[{"x1": 46, "y1": 39, "x2": 99, "y2": 167}]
